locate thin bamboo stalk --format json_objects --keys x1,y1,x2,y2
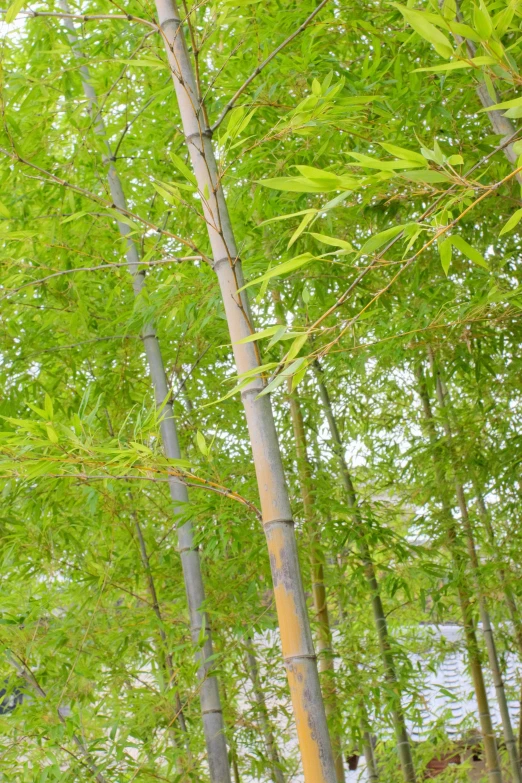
[
  {"x1": 245, "y1": 637, "x2": 285, "y2": 783},
  {"x1": 415, "y1": 364, "x2": 503, "y2": 783},
  {"x1": 273, "y1": 293, "x2": 345, "y2": 783},
  {"x1": 311, "y1": 360, "x2": 416, "y2": 783},
  {"x1": 431, "y1": 365, "x2": 520, "y2": 783},
  {"x1": 6, "y1": 653, "x2": 106, "y2": 783},
  {"x1": 473, "y1": 482, "x2": 522, "y2": 760},
  {"x1": 133, "y1": 513, "x2": 191, "y2": 753},
  {"x1": 154, "y1": 2, "x2": 336, "y2": 778},
  {"x1": 58, "y1": 7, "x2": 230, "y2": 780},
  {"x1": 450, "y1": 1, "x2": 522, "y2": 182},
  {"x1": 362, "y1": 730, "x2": 379, "y2": 783}
]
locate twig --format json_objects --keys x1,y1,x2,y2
[
  {"x1": 1, "y1": 256, "x2": 201, "y2": 301},
  {"x1": 0, "y1": 9, "x2": 158, "y2": 29},
  {"x1": 210, "y1": 0, "x2": 331, "y2": 132},
  {"x1": 0, "y1": 145, "x2": 207, "y2": 259}
]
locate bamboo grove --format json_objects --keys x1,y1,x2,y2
[{"x1": 1, "y1": 0, "x2": 522, "y2": 780}]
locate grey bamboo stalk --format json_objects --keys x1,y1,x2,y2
[
  {"x1": 154, "y1": 1, "x2": 336, "y2": 779},
  {"x1": 451, "y1": 1, "x2": 522, "y2": 182},
  {"x1": 273, "y1": 292, "x2": 345, "y2": 783},
  {"x1": 132, "y1": 512, "x2": 191, "y2": 756},
  {"x1": 312, "y1": 359, "x2": 416, "y2": 783},
  {"x1": 431, "y1": 364, "x2": 520, "y2": 783},
  {"x1": 58, "y1": 7, "x2": 231, "y2": 780},
  {"x1": 473, "y1": 480, "x2": 522, "y2": 757},
  {"x1": 415, "y1": 364, "x2": 503, "y2": 783},
  {"x1": 362, "y1": 730, "x2": 379, "y2": 783},
  {"x1": 245, "y1": 637, "x2": 285, "y2": 783}
]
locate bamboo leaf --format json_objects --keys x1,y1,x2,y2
[
  {"x1": 499, "y1": 208, "x2": 522, "y2": 236},
  {"x1": 5, "y1": 0, "x2": 27, "y2": 23},
  {"x1": 238, "y1": 253, "x2": 315, "y2": 290},
  {"x1": 309, "y1": 233, "x2": 354, "y2": 251},
  {"x1": 235, "y1": 325, "x2": 283, "y2": 344},
  {"x1": 450, "y1": 235, "x2": 489, "y2": 269},
  {"x1": 438, "y1": 237, "x2": 452, "y2": 275},
  {"x1": 393, "y1": 4, "x2": 454, "y2": 58}
]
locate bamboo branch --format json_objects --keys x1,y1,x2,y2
[
  {"x1": 0, "y1": 257, "x2": 201, "y2": 301},
  {"x1": 210, "y1": 0, "x2": 331, "y2": 132},
  {"x1": 0, "y1": 8, "x2": 159, "y2": 29},
  {"x1": 0, "y1": 146, "x2": 205, "y2": 258}
]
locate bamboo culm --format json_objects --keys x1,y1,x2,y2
[
  {"x1": 431, "y1": 363, "x2": 520, "y2": 783},
  {"x1": 415, "y1": 363, "x2": 503, "y2": 783},
  {"x1": 154, "y1": 2, "x2": 336, "y2": 779},
  {"x1": 312, "y1": 360, "x2": 416, "y2": 783},
  {"x1": 58, "y1": 7, "x2": 231, "y2": 780},
  {"x1": 273, "y1": 292, "x2": 345, "y2": 783},
  {"x1": 473, "y1": 482, "x2": 522, "y2": 764}
]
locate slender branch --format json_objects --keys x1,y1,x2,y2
[
  {"x1": 210, "y1": 0, "x2": 331, "y2": 131},
  {"x1": 0, "y1": 9, "x2": 159, "y2": 29},
  {"x1": 1, "y1": 256, "x2": 201, "y2": 302},
  {"x1": 269, "y1": 127, "x2": 522, "y2": 378},
  {"x1": 0, "y1": 145, "x2": 207, "y2": 259}
]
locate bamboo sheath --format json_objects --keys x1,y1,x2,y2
[
  {"x1": 58, "y1": 7, "x2": 231, "y2": 780},
  {"x1": 154, "y1": 1, "x2": 336, "y2": 779},
  {"x1": 312, "y1": 361, "x2": 416, "y2": 783},
  {"x1": 432, "y1": 369, "x2": 521, "y2": 783},
  {"x1": 415, "y1": 366, "x2": 503, "y2": 783}
]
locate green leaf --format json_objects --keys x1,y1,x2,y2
[
  {"x1": 480, "y1": 96, "x2": 522, "y2": 113},
  {"x1": 238, "y1": 253, "x2": 315, "y2": 290},
  {"x1": 0, "y1": 200, "x2": 10, "y2": 218},
  {"x1": 393, "y1": 4, "x2": 454, "y2": 58},
  {"x1": 119, "y1": 58, "x2": 166, "y2": 68},
  {"x1": 347, "y1": 152, "x2": 424, "y2": 171},
  {"x1": 259, "y1": 177, "x2": 336, "y2": 193},
  {"x1": 499, "y1": 208, "x2": 522, "y2": 236},
  {"x1": 61, "y1": 211, "x2": 90, "y2": 224},
  {"x1": 5, "y1": 0, "x2": 27, "y2": 23},
  {"x1": 438, "y1": 237, "x2": 452, "y2": 275},
  {"x1": 309, "y1": 233, "x2": 354, "y2": 251},
  {"x1": 358, "y1": 224, "x2": 411, "y2": 257},
  {"x1": 288, "y1": 212, "x2": 315, "y2": 249},
  {"x1": 196, "y1": 431, "x2": 208, "y2": 456},
  {"x1": 401, "y1": 170, "x2": 452, "y2": 184},
  {"x1": 379, "y1": 143, "x2": 426, "y2": 164},
  {"x1": 44, "y1": 393, "x2": 53, "y2": 420},
  {"x1": 169, "y1": 151, "x2": 197, "y2": 185},
  {"x1": 414, "y1": 55, "x2": 496, "y2": 72},
  {"x1": 236, "y1": 325, "x2": 283, "y2": 344},
  {"x1": 450, "y1": 235, "x2": 489, "y2": 269},
  {"x1": 474, "y1": 0, "x2": 493, "y2": 40}
]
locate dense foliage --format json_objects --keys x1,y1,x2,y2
[{"x1": 1, "y1": 0, "x2": 522, "y2": 780}]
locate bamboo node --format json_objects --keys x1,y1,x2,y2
[{"x1": 263, "y1": 517, "x2": 294, "y2": 530}]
